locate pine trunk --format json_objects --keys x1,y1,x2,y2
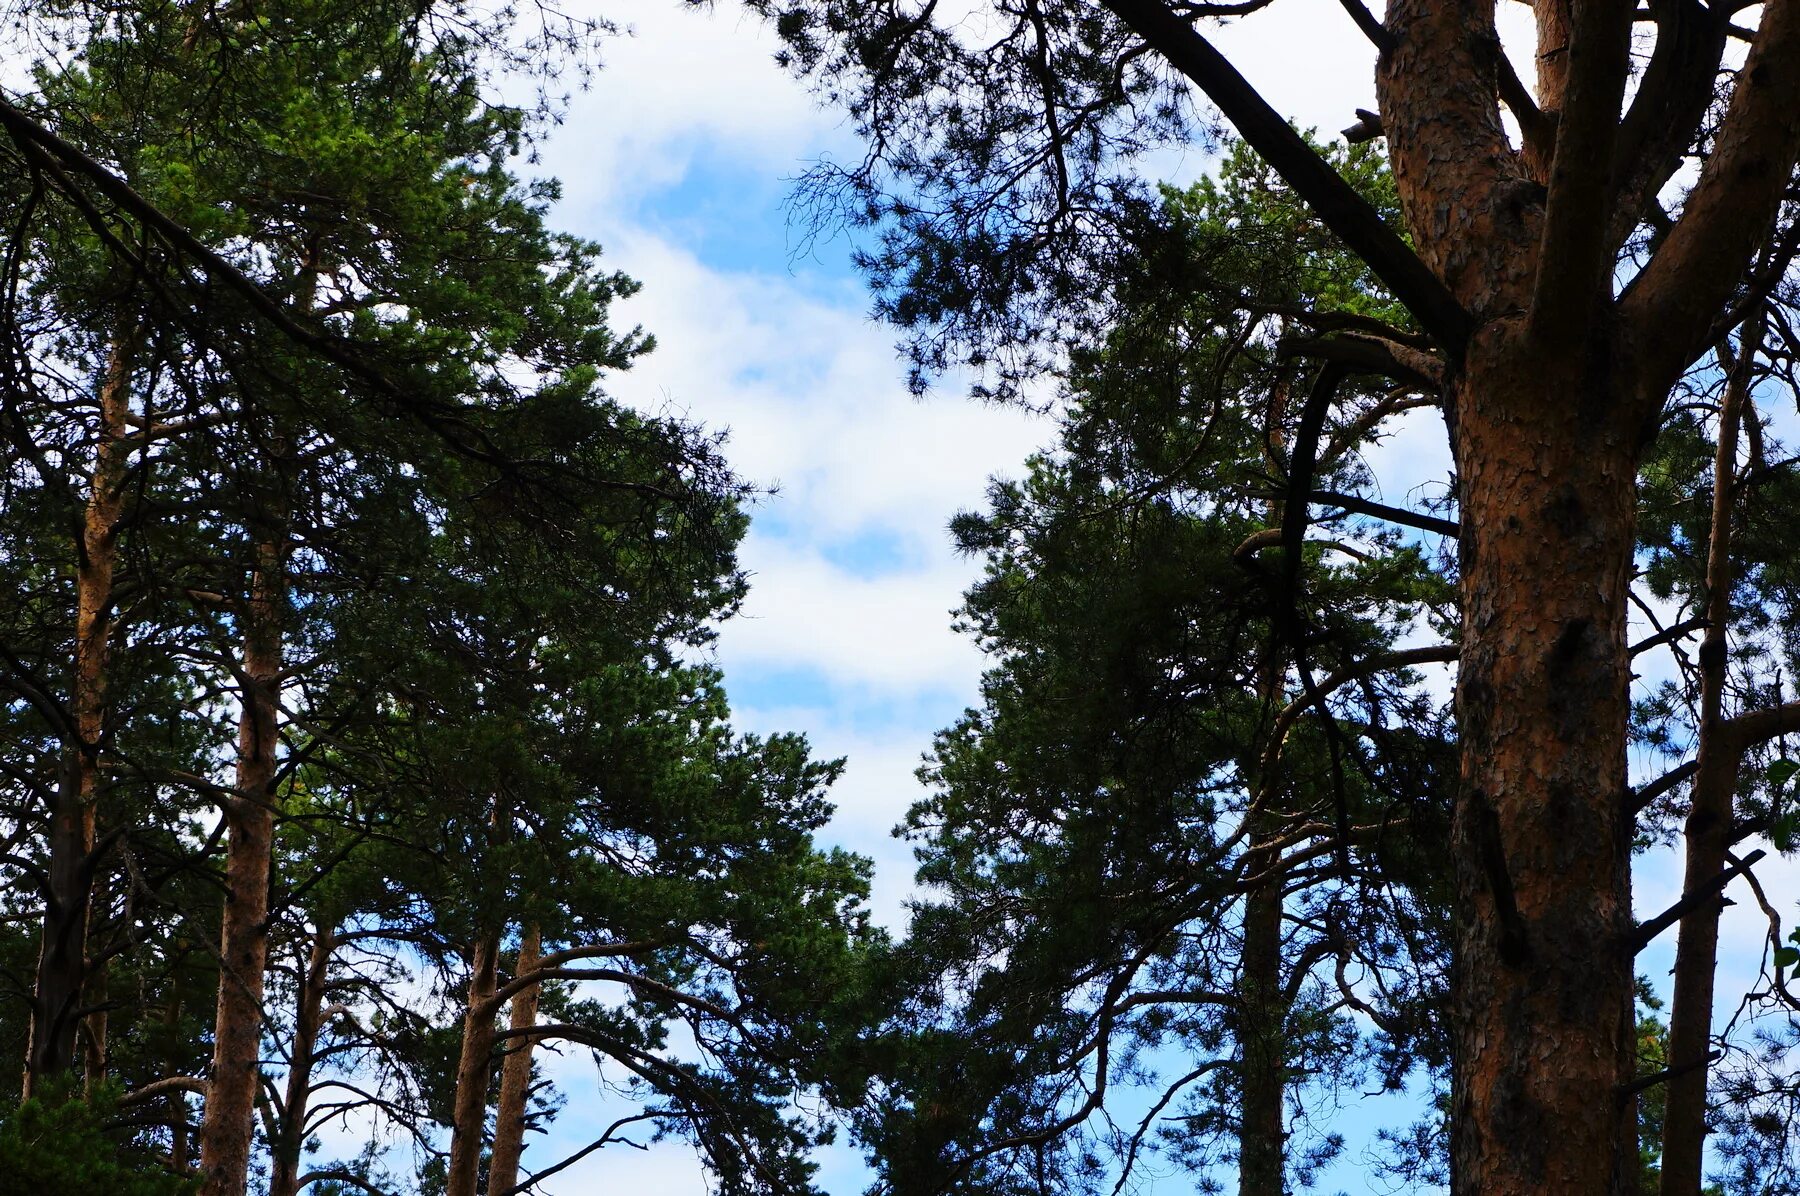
[
  {"x1": 83, "y1": 868, "x2": 112, "y2": 1089},
  {"x1": 487, "y1": 924, "x2": 542, "y2": 1196},
  {"x1": 1448, "y1": 330, "x2": 1640, "y2": 1196},
  {"x1": 1238, "y1": 874, "x2": 1285, "y2": 1196},
  {"x1": 167, "y1": 995, "x2": 191, "y2": 1173},
  {"x1": 269, "y1": 925, "x2": 335, "y2": 1196},
  {"x1": 25, "y1": 333, "x2": 135, "y2": 1094},
  {"x1": 1238, "y1": 387, "x2": 1292, "y2": 1196},
  {"x1": 1658, "y1": 333, "x2": 1757, "y2": 1196},
  {"x1": 446, "y1": 931, "x2": 501, "y2": 1196},
  {"x1": 198, "y1": 533, "x2": 286, "y2": 1196}
]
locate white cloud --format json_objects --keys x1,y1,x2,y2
[{"x1": 544, "y1": 3, "x2": 849, "y2": 219}]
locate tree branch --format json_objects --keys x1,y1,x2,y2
[
  {"x1": 1630, "y1": 848, "x2": 1767, "y2": 952},
  {"x1": 1609, "y1": 0, "x2": 1728, "y2": 246},
  {"x1": 1528, "y1": 0, "x2": 1637, "y2": 347},
  {"x1": 1620, "y1": 0, "x2": 1800, "y2": 387},
  {"x1": 1304, "y1": 489, "x2": 1459, "y2": 537},
  {"x1": 1629, "y1": 759, "x2": 1699, "y2": 815},
  {"x1": 1721, "y1": 699, "x2": 1800, "y2": 749},
  {"x1": 1098, "y1": 0, "x2": 1472, "y2": 354}
]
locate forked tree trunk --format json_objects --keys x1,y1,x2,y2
[
  {"x1": 487, "y1": 924, "x2": 542, "y2": 1195},
  {"x1": 1658, "y1": 328, "x2": 1760, "y2": 1196},
  {"x1": 446, "y1": 930, "x2": 502, "y2": 1196},
  {"x1": 269, "y1": 924, "x2": 336, "y2": 1196},
  {"x1": 1448, "y1": 330, "x2": 1641, "y2": 1196},
  {"x1": 25, "y1": 332, "x2": 136, "y2": 1095},
  {"x1": 198, "y1": 532, "x2": 287, "y2": 1196}
]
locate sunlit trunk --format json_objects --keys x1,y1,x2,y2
[
  {"x1": 198, "y1": 532, "x2": 287, "y2": 1196},
  {"x1": 1448, "y1": 329, "x2": 1640, "y2": 1196},
  {"x1": 446, "y1": 930, "x2": 501, "y2": 1196},
  {"x1": 487, "y1": 924, "x2": 541, "y2": 1195},
  {"x1": 1658, "y1": 330, "x2": 1759, "y2": 1196}
]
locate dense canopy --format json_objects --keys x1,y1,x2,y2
[{"x1": 2, "y1": 2, "x2": 1800, "y2": 1196}]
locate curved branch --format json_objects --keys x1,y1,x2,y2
[
  {"x1": 298, "y1": 1171, "x2": 391, "y2": 1196},
  {"x1": 118, "y1": 1075, "x2": 208, "y2": 1108},
  {"x1": 1610, "y1": 0, "x2": 1729, "y2": 245}
]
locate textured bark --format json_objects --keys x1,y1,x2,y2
[
  {"x1": 1447, "y1": 331, "x2": 1641, "y2": 1196},
  {"x1": 198, "y1": 533, "x2": 286, "y2": 1196},
  {"x1": 446, "y1": 931, "x2": 502, "y2": 1196},
  {"x1": 487, "y1": 925, "x2": 542, "y2": 1196},
  {"x1": 24, "y1": 333, "x2": 135, "y2": 1094},
  {"x1": 1096, "y1": 2, "x2": 1800, "y2": 1193},
  {"x1": 1377, "y1": 0, "x2": 1531, "y2": 316},
  {"x1": 1658, "y1": 335, "x2": 1759, "y2": 1196},
  {"x1": 269, "y1": 925, "x2": 336, "y2": 1196}
]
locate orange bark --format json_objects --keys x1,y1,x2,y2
[
  {"x1": 487, "y1": 925, "x2": 542, "y2": 1195},
  {"x1": 198, "y1": 533, "x2": 286, "y2": 1196},
  {"x1": 25, "y1": 332, "x2": 136, "y2": 1093},
  {"x1": 1447, "y1": 331, "x2": 1642, "y2": 1196},
  {"x1": 1658, "y1": 332, "x2": 1760, "y2": 1196},
  {"x1": 446, "y1": 931, "x2": 502, "y2": 1196},
  {"x1": 269, "y1": 925, "x2": 336, "y2": 1196}
]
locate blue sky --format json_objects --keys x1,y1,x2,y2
[{"x1": 464, "y1": 3, "x2": 1799, "y2": 1192}]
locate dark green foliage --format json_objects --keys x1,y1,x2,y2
[
  {"x1": 0, "y1": 1083, "x2": 196, "y2": 1196},
  {"x1": 856, "y1": 141, "x2": 1457, "y2": 1195},
  {"x1": 0, "y1": 5, "x2": 880, "y2": 1194}
]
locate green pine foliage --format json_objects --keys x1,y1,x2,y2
[
  {"x1": 860, "y1": 141, "x2": 1458, "y2": 1195},
  {"x1": 0, "y1": 4, "x2": 879, "y2": 1193}
]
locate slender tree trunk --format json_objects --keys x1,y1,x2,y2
[
  {"x1": 1658, "y1": 328, "x2": 1760, "y2": 1196},
  {"x1": 168, "y1": 994, "x2": 191, "y2": 1172},
  {"x1": 269, "y1": 924, "x2": 335, "y2": 1196},
  {"x1": 25, "y1": 333, "x2": 135, "y2": 1095},
  {"x1": 487, "y1": 924, "x2": 541, "y2": 1196},
  {"x1": 1448, "y1": 331, "x2": 1641, "y2": 1196},
  {"x1": 446, "y1": 931, "x2": 502, "y2": 1196},
  {"x1": 1238, "y1": 874, "x2": 1285, "y2": 1196},
  {"x1": 198, "y1": 532, "x2": 287, "y2": 1196},
  {"x1": 1240, "y1": 410, "x2": 1291, "y2": 1196},
  {"x1": 83, "y1": 868, "x2": 112, "y2": 1090}
]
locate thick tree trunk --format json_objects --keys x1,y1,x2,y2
[
  {"x1": 1658, "y1": 333, "x2": 1758, "y2": 1196},
  {"x1": 24, "y1": 333, "x2": 135, "y2": 1095},
  {"x1": 446, "y1": 930, "x2": 501, "y2": 1196},
  {"x1": 1238, "y1": 875, "x2": 1285, "y2": 1196},
  {"x1": 198, "y1": 533, "x2": 286, "y2": 1196},
  {"x1": 269, "y1": 925, "x2": 335, "y2": 1196},
  {"x1": 1448, "y1": 329, "x2": 1640, "y2": 1196},
  {"x1": 487, "y1": 924, "x2": 541, "y2": 1196}
]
